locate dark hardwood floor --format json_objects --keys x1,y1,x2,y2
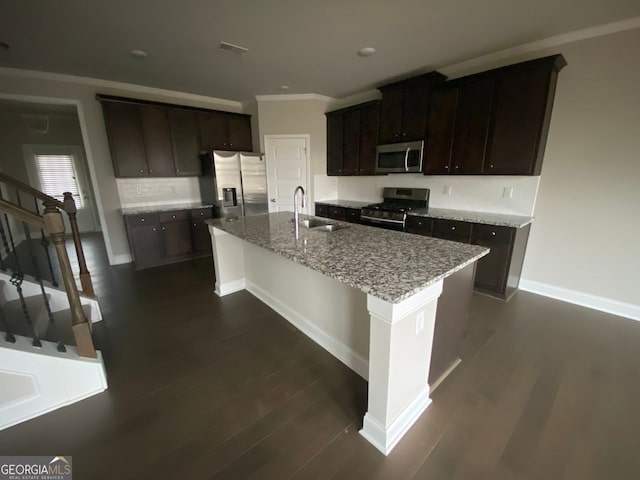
[{"x1": 1, "y1": 233, "x2": 639, "y2": 479}]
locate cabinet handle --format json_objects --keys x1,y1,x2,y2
[
  {"x1": 455, "y1": 165, "x2": 459, "y2": 169},
  {"x1": 492, "y1": 231, "x2": 496, "y2": 236},
  {"x1": 402, "y1": 132, "x2": 407, "y2": 137},
  {"x1": 172, "y1": 215, "x2": 176, "y2": 219},
  {"x1": 193, "y1": 223, "x2": 197, "y2": 227},
  {"x1": 230, "y1": 143, "x2": 233, "y2": 147},
  {"x1": 139, "y1": 169, "x2": 144, "y2": 173},
  {"x1": 140, "y1": 218, "x2": 145, "y2": 222},
  {"x1": 394, "y1": 133, "x2": 399, "y2": 138},
  {"x1": 444, "y1": 165, "x2": 449, "y2": 170},
  {"x1": 176, "y1": 168, "x2": 180, "y2": 173},
  {"x1": 149, "y1": 169, "x2": 153, "y2": 173},
  {"x1": 152, "y1": 227, "x2": 156, "y2": 231},
  {"x1": 200, "y1": 212, "x2": 204, "y2": 216},
  {"x1": 162, "y1": 227, "x2": 166, "y2": 231},
  {"x1": 451, "y1": 226, "x2": 456, "y2": 230},
  {"x1": 490, "y1": 164, "x2": 494, "y2": 168}
]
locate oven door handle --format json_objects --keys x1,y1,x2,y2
[
  {"x1": 404, "y1": 147, "x2": 410, "y2": 172},
  {"x1": 361, "y1": 215, "x2": 405, "y2": 225}
]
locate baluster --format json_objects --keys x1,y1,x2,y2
[
  {"x1": 0, "y1": 215, "x2": 11, "y2": 271},
  {"x1": 3, "y1": 215, "x2": 41, "y2": 347},
  {"x1": 22, "y1": 220, "x2": 66, "y2": 352},
  {"x1": 63, "y1": 192, "x2": 94, "y2": 296},
  {"x1": 0, "y1": 304, "x2": 15, "y2": 343},
  {"x1": 33, "y1": 198, "x2": 58, "y2": 287}
]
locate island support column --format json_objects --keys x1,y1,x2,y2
[{"x1": 360, "y1": 280, "x2": 443, "y2": 455}]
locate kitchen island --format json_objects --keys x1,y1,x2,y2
[{"x1": 207, "y1": 212, "x2": 488, "y2": 454}]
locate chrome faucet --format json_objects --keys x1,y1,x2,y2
[{"x1": 293, "y1": 185, "x2": 306, "y2": 239}]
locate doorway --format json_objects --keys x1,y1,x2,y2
[{"x1": 264, "y1": 135, "x2": 310, "y2": 213}]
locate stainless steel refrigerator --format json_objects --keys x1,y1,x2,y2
[{"x1": 199, "y1": 151, "x2": 268, "y2": 219}]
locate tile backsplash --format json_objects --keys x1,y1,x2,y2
[
  {"x1": 334, "y1": 174, "x2": 540, "y2": 216},
  {"x1": 116, "y1": 177, "x2": 202, "y2": 208}
]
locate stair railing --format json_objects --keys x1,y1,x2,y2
[
  {"x1": 0, "y1": 172, "x2": 94, "y2": 296},
  {"x1": 0, "y1": 184, "x2": 97, "y2": 358}
]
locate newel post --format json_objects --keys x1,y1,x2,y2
[
  {"x1": 43, "y1": 201, "x2": 97, "y2": 359},
  {"x1": 63, "y1": 192, "x2": 95, "y2": 297}
]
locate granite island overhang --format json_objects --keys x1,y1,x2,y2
[{"x1": 206, "y1": 212, "x2": 488, "y2": 455}]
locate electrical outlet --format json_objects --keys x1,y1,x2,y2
[
  {"x1": 503, "y1": 186, "x2": 514, "y2": 199},
  {"x1": 135, "y1": 186, "x2": 143, "y2": 196},
  {"x1": 443, "y1": 185, "x2": 453, "y2": 196},
  {"x1": 416, "y1": 312, "x2": 425, "y2": 335}
]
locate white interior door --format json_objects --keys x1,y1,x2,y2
[
  {"x1": 264, "y1": 136, "x2": 309, "y2": 213},
  {"x1": 23, "y1": 145, "x2": 98, "y2": 233}
]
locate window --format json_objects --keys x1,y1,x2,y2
[{"x1": 34, "y1": 154, "x2": 84, "y2": 208}]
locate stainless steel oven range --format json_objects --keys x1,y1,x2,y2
[{"x1": 360, "y1": 187, "x2": 430, "y2": 231}]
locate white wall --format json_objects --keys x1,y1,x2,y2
[{"x1": 0, "y1": 68, "x2": 244, "y2": 264}]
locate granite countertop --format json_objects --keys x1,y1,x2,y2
[
  {"x1": 408, "y1": 208, "x2": 533, "y2": 228},
  {"x1": 314, "y1": 200, "x2": 533, "y2": 228},
  {"x1": 207, "y1": 212, "x2": 488, "y2": 304},
  {"x1": 315, "y1": 199, "x2": 373, "y2": 209},
  {"x1": 121, "y1": 203, "x2": 215, "y2": 216}
]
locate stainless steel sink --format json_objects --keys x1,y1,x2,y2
[
  {"x1": 299, "y1": 219, "x2": 330, "y2": 229},
  {"x1": 310, "y1": 224, "x2": 348, "y2": 232}
]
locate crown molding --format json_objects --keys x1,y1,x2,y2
[
  {"x1": 0, "y1": 66, "x2": 243, "y2": 109},
  {"x1": 438, "y1": 15, "x2": 640, "y2": 78},
  {"x1": 255, "y1": 93, "x2": 336, "y2": 103}
]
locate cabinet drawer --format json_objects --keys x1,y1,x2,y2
[
  {"x1": 345, "y1": 208, "x2": 361, "y2": 224},
  {"x1": 159, "y1": 210, "x2": 189, "y2": 223},
  {"x1": 405, "y1": 216, "x2": 433, "y2": 236},
  {"x1": 315, "y1": 203, "x2": 329, "y2": 218},
  {"x1": 327, "y1": 206, "x2": 346, "y2": 221},
  {"x1": 432, "y1": 219, "x2": 472, "y2": 243},
  {"x1": 125, "y1": 213, "x2": 159, "y2": 226},
  {"x1": 191, "y1": 207, "x2": 213, "y2": 220}
]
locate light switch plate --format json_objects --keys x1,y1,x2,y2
[
  {"x1": 443, "y1": 185, "x2": 453, "y2": 196},
  {"x1": 503, "y1": 186, "x2": 514, "y2": 199},
  {"x1": 416, "y1": 312, "x2": 425, "y2": 335}
]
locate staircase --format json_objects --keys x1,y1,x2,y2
[{"x1": 0, "y1": 173, "x2": 106, "y2": 430}]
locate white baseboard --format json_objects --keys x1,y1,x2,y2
[
  {"x1": 519, "y1": 279, "x2": 640, "y2": 322},
  {"x1": 215, "y1": 279, "x2": 246, "y2": 297},
  {"x1": 360, "y1": 386, "x2": 432, "y2": 455},
  {"x1": 110, "y1": 253, "x2": 132, "y2": 266},
  {"x1": 245, "y1": 280, "x2": 369, "y2": 379}
]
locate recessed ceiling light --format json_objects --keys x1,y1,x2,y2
[
  {"x1": 357, "y1": 47, "x2": 376, "y2": 57},
  {"x1": 130, "y1": 49, "x2": 148, "y2": 59},
  {"x1": 279, "y1": 85, "x2": 290, "y2": 91},
  {"x1": 0, "y1": 42, "x2": 9, "y2": 51},
  {"x1": 220, "y1": 41, "x2": 248, "y2": 55}
]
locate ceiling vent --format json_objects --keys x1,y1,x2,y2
[
  {"x1": 220, "y1": 41, "x2": 248, "y2": 55},
  {"x1": 21, "y1": 114, "x2": 49, "y2": 134}
]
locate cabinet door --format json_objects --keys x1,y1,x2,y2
[
  {"x1": 326, "y1": 113, "x2": 344, "y2": 175},
  {"x1": 191, "y1": 220, "x2": 212, "y2": 254},
  {"x1": 405, "y1": 216, "x2": 433, "y2": 236},
  {"x1": 450, "y1": 76, "x2": 495, "y2": 174},
  {"x1": 432, "y1": 219, "x2": 473, "y2": 243},
  {"x1": 227, "y1": 114, "x2": 253, "y2": 151},
  {"x1": 130, "y1": 224, "x2": 163, "y2": 268},
  {"x1": 327, "y1": 206, "x2": 346, "y2": 221},
  {"x1": 103, "y1": 102, "x2": 148, "y2": 177},
  {"x1": 424, "y1": 86, "x2": 458, "y2": 174},
  {"x1": 139, "y1": 106, "x2": 175, "y2": 177},
  {"x1": 345, "y1": 208, "x2": 361, "y2": 224},
  {"x1": 485, "y1": 65, "x2": 553, "y2": 175},
  {"x1": 169, "y1": 109, "x2": 202, "y2": 176},
  {"x1": 161, "y1": 219, "x2": 193, "y2": 257},
  {"x1": 401, "y1": 80, "x2": 430, "y2": 141},
  {"x1": 198, "y1": 111, "x2": 229, "y2": 151},
  {"x1": 471, "y1": 224, "x2": 514, "y2": 294},
  {"x1": 315, "y1": 204, "x2": 329, "y2": 217},
  {"x1": 343, "y1": 110, "x2": 360, "y2": 175},
  {"x1": 358, "y1": 103, "x2": 379, "y2": 175},
  {"x1": 378, "y1": 85, "x2": 403, "y2": 144}
]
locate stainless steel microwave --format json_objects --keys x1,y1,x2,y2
[{"x1": 375, "y1": 141, "x2": 424, "y2": 174}]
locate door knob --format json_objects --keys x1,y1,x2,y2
[{"x1": 270, "y1": 198, "x2": 276, "y2": 202}]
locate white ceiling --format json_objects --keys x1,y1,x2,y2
[{"x1": 0, "y1": 0, "x2": 639, "y2": 102}]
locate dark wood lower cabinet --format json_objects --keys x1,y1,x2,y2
[
  {"x1": 327, "y1": 206, "x2": 346, "y2": 221},
  {"x1": 432, "y1": 219, "x2": 473, "y2": 243},
  {"x1": 125, "y1": 207, "x2": 213, "y2": 270},
  {"x1": 315, "y1": 204, "x2": 362, "y2": 225},
  {"x1": 405, "y1": 216, "x2": 432, "y2": 236},
  {"x1": 315, "y1": 203, "x2": 329, "y2": 218}
]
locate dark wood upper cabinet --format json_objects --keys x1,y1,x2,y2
[
  {"x1": 450, "y1": 74, "x2": 496, "y2": 174},
  {"x1": 168, "y1": 109, "x2": 202, "y2": 176},
  {"x1": 103, "y1": 102, "x2": 148, "y2": 177},
  {"x1": 198, "y1": 111, "x2": 228, "y2": 150},
  {"x1": 326, "y1": 101, "x2": 380, "y2": 176},
  {"x1": 484, "y1": 55, "x2": 566, "y2": 175},
  {"x1": 139, "y1": 106, "x2": 175, "y2": 177},
  {"x1": 326, "y1": 112, "x2": 344, "y2": 176},
  {"x1": 378, "y1": 72, "x2": 446, "y2": 144},
  {"x1": 227, "y1": 114, "x2": 253, "y2": 151},
  {"x1": 424, "y1": 86, "x2": 458, "y2": 175},
  {"x1": 198, "y1": 111, "x2": 253, "y2": 152}
]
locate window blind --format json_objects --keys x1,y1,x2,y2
[{"x1": 35, "y1": 154, "x2": 84, "y2": 208}]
